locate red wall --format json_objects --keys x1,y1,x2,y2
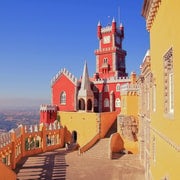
[
  {"x1": 52, "y1": 74, "x2": 76, "y2": 111},
  {"x1": 40, "y1": 111, "x2": 57, "y2": 124}
]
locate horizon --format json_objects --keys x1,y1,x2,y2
[{"x1": 0, "y1": 0, "x2": 149, "y2": 108}]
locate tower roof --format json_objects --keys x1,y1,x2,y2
[
  {"x1": 78, "y1": 61, "x2": 93, "y2": 98},
  {"x1": 81, "y1": 61, "x2": 91, "y2": 90}
]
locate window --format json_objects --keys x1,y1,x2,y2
[
  {"x1": 104, "y1": 98, "x2": 109, "y2": 107},
  {"x1": 60, "y1": 91, "x2": 66, "y2": 104},
  {"x1": 163, "y1": 48, "x2": 174, "y2": 115},
  {"x1": 115, "y1": 98, "x2": 121, "y2": 107},
  {"x1": 152, "y1": 85, "x2": 156, "y2": 112},
  {"x1": 152, "y1": 136, "x2": 156, "y2": 163},
  {"x1": 103, "y1": 58, "x2": 108, "y2": 63},
  {"x1": 116, "y1": 84, "x2": 121, "y2": 91},
  {"x1": 104, "y1": 84, "x2": 109, "y2": 92}
]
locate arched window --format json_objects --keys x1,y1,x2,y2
[
  {"x1": 87, "y1": 99, "x2": 92, "y2": 111},
  {"x1": 104, "y1": 84, "x2": 109, "y2": 92},
  {"x1": 78, "y1": 98, "x2": 85, "y2": 110},
  {"x1": 60, "y1": 91, "x2": 66, "y2": 104},
  {"x1": 103, "y1": 58, "x2": 108, "y2": 63},
  {"x1": 116, "y1": 84, "x2": 121, "y2": 92},
  {"x1": 104, "y1": 98, "x2": 109, "y2": 107},
  {"x1": 115, "y1": 98, "x2": 121, "y2": 107}
]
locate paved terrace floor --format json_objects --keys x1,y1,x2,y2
[{"x1": 15, "y1": 148, "x2": 145, "y2": 180}]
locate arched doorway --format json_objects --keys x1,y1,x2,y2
[
  {"x1": 78, "y1": 98, "x2": 85, "y2": 110},
  {"x1": 87, "y1": 99, "x2": 92, "y2": 111},
  {"x1": 72, "y1": 131, "x2": 77, "y2": 143}
]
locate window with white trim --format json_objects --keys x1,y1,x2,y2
[
  {"x1": 60, "y1": 91, "x2": 66, "y2": 104},
  {"x1": 115, "y1": 98, "x2": 121, "y2": 107},
  {"x1": 152, "y1": 85, "x2": 156, "y2": 112},
  {"x1": 116, "y1": 84, "x2": 121, "y2": 91},
  {"x1": 163, "y1": 48, "x2": 174, "y2": 115},
  {"x1": 104, "y1": 84, "x2": 109, "y2": 92},
  {"x1": 104, "y1": 98, "x2": 109, "y2": 107}
]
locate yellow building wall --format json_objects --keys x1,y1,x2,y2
[
  {"x1": 58, "y1": 111, "x2": 99, "y2": 147},
  {"x1": 149, "y1": 0, "x2": 180, "y2": 179},
  {"x1": 121, "y1": 95, "x2": 138, "y2": 117}
]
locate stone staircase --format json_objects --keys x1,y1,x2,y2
[
  {"x1": 81, "y1": 119, "x2": 118, "y2": 159},
  {"x1": 83, "y1": 138, "x2": 110, "y2": 159}
]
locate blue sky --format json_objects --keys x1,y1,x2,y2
[{"x1": 0, "y1": 0, "x2": 149, "y2": 107}]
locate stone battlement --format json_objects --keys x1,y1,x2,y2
[
  {"x1": 101, "y1": 26, "x2": 112, "y2": 33},
  {"x1": 93, "y1": 76, "x2": 131, "y2": 84},
  {"x1": 40, "y1": 104, "x2": 57, "y2": 111},
  {"x1": 51, "y1": 68, "x2": 78, "y2": 86}
]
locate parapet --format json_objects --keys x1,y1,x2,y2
[
  {"x1": 93, "y1": 76, "x2": 131, "y2": 84},
  {"x1": 40, "y1": 104, "x2": 57, "y2": 111}
]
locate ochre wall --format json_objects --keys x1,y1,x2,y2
[
  {"x1": 0, "y1": 162, "x2": 16, "y2": 180},
  {"x1": 149, "y1": 0, "x2": 180, "y2": 179},
  {"x1": 58, "y1": 111, "x2": 99, "y2": 147},
  {"x1": 121, "y1": 94, "x2": 138, "y2": 116},
  {"x1": 100, "y1": 112, "x2": 118, "y2": 137}
]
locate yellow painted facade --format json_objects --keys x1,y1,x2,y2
[
  {"x1": 58, "y1": 111, "x2": 99, "y2": 147},
  {"x1": 141, "y1": 0, "x2": 180, "y2": 179},
  {"x1": 121, "y1": 94, "x2": 138, "y2": 117}
]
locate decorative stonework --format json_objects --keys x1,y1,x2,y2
[
  {"x1": 163, "y1": 47, "x2": 174, "y2": 115},
  {"x1": 142, "y1": 0, "x2": 161, "y2": 31},
  {"x1": 101, "y1": 26, "x2": 112, "y2": 33}
]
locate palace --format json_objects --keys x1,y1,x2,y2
[{"x1": 40, "y1": 18, "x2": 137, "y2": 125}]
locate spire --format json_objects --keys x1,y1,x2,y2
[
  {"x1": 78, "y1": 61, "x2": 94, "y2": 97},
  {"x1": 112, "y1": 17, "x2": 115, "y2": 22},
  {"x1": 98, "y1": 21, "x2": 101, "y2": 26},
  {"x1": 81, "y1": 61, "x2": 91, "y2": 91}
]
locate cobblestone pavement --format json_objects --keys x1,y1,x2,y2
[{"x1": 15, "y1": 148, "x2": 145, "y2": 180}]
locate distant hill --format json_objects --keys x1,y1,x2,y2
[{"x1": 0, "y1": 108, "x2": 40, "y2": 132}]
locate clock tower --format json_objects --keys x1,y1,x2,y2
[{"x1": 94, "y1": 18, "x2": 127, "y2": 79}]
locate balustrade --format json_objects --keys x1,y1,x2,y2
[{"x1": 0, "y1": 123, "x2": 64, "y2": 170}]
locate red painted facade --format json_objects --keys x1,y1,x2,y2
[{"x1": 51, "y1": 73, "x2": 77, "y2": 111}]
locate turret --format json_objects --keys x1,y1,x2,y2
[
  {"x1": 120, "y1": 23, "x2": 124, "y2": 39},
  {"x1": 112, "y1": 18, "x2": 116, "y2": 34},
  {"x1": 97, "y1": 21, "x2": 102, "y2": 39},
  {"x1": 130, "y1": 71, "x2": 137, "y2": 84}
]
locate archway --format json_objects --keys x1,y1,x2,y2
[
  {"x1": 78, "y1": 98, "x2": 85, "y2": 110},
  {"x1": 72, "y1": 130, "x2": 77, "y2": 143},
  {"x1": 87, "y1": 99, "x2": 92, "y2": 111}
]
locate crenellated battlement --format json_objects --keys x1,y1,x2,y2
[
  {"x1": 40, "y1": 104, "x2": 57, "y2": 111},
  {"x1": 51, "y1": 68, "x2": 78, "y2": 86},
  {"x1": 101, "y1": 26, "x2": 112, "y2": 33},
  {"x1": 93, "y1": 76, "x2": 131, "y2": 84},
  {"x1": 120, "y1": 83, "x2": 139, "y2": 95}
]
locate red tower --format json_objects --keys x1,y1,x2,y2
[
  {"x1": 40, "y1": 104, "x2": 57, "y2": 124},
  {"x1": 95, "y1": 18, "x2": 127, "y2": 79}
]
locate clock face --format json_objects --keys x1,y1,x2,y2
[
  {"x1": 116, "y1": 36, "x2": 121, "y2": 44},
  {"x1": 103, "y1": 35, "x2": 110, "y2": 44}
]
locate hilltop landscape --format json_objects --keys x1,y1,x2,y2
[{"x1": 0, "y1": 107, "x2": 40, "y2": 133}]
